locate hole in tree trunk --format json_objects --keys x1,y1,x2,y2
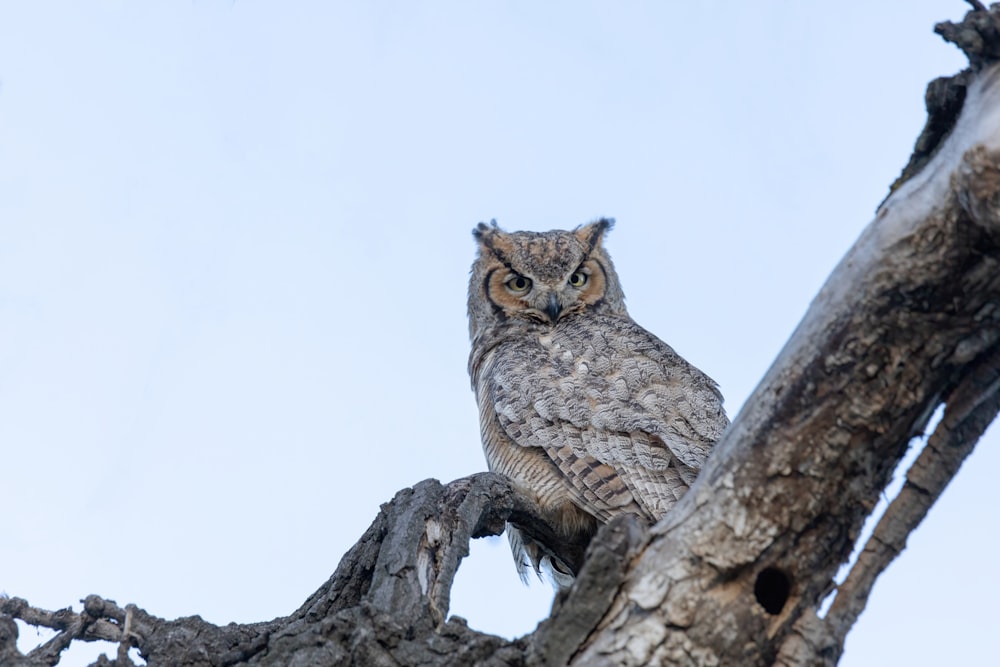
[{"x1": 754, "y1": 567, "x2": 790, "y2": 615}]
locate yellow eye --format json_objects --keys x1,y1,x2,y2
[
  {"x1": 568, "y1": 271, "x2": 588, "y2": 287},
  {"x1": 506, "y1": 275, "x2": 532, "y2": 293}
]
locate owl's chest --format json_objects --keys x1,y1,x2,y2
[
  {"x1": 477, "y1": 329, "x2": 620, "y2": 426},
  {"x1": 532, "y1": 328, "x2": 618, "y2": 379}
]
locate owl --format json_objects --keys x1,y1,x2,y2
[{"x1": 468, "y1": 219, "x2": 728, "y2": 585}]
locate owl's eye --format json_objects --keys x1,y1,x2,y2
[
  {"x1": 506, "y1": 275, "x2": 532, "y2": 293},
  {"x1": 568, "y1": 271, "x2": 588, "y2": 287}
]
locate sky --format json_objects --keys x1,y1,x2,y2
[{"x1": 0, "y1": 2, "x2": 996, "y2": 665}]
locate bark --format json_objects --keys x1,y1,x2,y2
[{"x1": 3, "y1": 4, "x2": 999, "y2": 666}]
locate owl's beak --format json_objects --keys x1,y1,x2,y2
[{"x1": 544, "y1": 293, "x2": 562, "y2": 324}]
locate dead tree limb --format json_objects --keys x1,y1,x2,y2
[
  {"x1": 2, "y1": 475, "x2": 536, "y2": 667},
  {"x1": 555, "y1": 5, "x2": 1000, "y2": 665}
]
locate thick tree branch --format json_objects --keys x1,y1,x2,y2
[
  {"x1": 562, "y1": 7, "x2": 1000, "y2": 665},
  {"x1": 2, "y1": 475, "x2": 544, "y2": 667}
]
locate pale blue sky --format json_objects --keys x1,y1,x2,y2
[{"x1": 1, "y1": 2, "x2": 995, "y2": 665}]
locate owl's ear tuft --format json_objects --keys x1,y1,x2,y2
[
  {"x1": 576, "y1": 218, "x2": 615, "y2": 253},
  {"x1": 473, "y1": 220, "x2": 513, "y2": 262},
  {"x1": 472, "y1": 219, "x2": 500, "y2": 243}
]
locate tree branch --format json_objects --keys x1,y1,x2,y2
[
  {"x1": 562, "y1": 5, "x2": 1000, "y2": 665},
  {"x1": 2, "y1": 475, "x2": 544, "y2": 667},
  {"x1": 824, "y1": 344, "x2": 1000, "y2": 653}
]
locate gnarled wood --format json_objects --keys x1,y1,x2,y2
[{"x1": 2, "y1": 475, "x2": 533, "y2": 667}]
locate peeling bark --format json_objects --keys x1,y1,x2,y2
[{"x1": 4, "y1": 4, "x2": 999, "y2": 667}]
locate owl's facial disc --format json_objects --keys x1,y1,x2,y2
[{"x1": 487, "y1": 261, "x2": 605, "y2": 325}]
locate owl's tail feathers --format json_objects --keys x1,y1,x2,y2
[{"x1": 507, "y1": 525, "x2": 575, "y2": 590}]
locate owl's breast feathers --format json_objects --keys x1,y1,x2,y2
[{"x1": 473, "y1": 313, "x2": 729, "y2": 525}]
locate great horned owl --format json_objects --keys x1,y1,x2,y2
[{"x1": 467, "y1": 219, "x2": 728, "y2": 585}]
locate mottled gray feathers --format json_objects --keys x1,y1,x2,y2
[{"x1": 468, "y1": 220, "x2": 728, "y2": 585}]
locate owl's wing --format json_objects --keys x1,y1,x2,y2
[{"x1": 489, "y1": 316, "x2": 728, "y2": 519}]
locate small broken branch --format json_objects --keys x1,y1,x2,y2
[
  {"x1": 824, "y1": 343, "x2": 1000, "y2": 655},
  {"x1": 0, "y1": 595, "x2": 146, "y2": 667}
]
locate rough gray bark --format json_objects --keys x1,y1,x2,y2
[{"x1": 3, "y1": 4, "x2": 999, "y2": 666}]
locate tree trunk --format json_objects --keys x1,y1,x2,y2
[{"x1": 3, "y1": 4, "x2": 999, "y2": 666}]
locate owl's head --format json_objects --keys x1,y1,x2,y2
[{"x1": 468, "y1": 219, "x2": 627, "y2": 342}]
